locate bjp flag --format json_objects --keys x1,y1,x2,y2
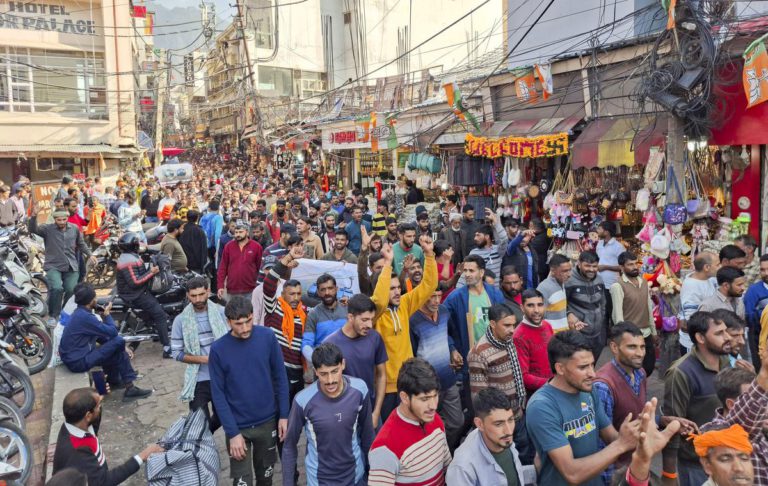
[
  {"x1": 743, "y1": 33, "x2": 768, "y2": 109},
  {"x1": 515, "y1": 70, "x2": 538, "y2": 103},
  {"x1": 535, "y1": 64, "x2": 553, "y2": 100}
]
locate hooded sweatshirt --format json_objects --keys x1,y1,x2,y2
[{"x1": 372, "y1": 255, "x2": 437, "y2": 393}]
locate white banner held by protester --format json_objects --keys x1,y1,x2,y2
[{"x1": 291, "y1": 258, "x2": 360, "y2": 297}]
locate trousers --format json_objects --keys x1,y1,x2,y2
[
  {"x1": 189, "y1": 380, "x2": 220, "y2": 433},
  {"x1": 227, "y1": 419, "x2": 277, "y2": 486},
  {"x1": 46, "y1": 268, "x2": 79, "y2": 318},
  {"x1": 127, "y1": 291, "x2": 170, "y2": 347},
  {"x1": 65, "y1": 335, "x2": 137, "y2": 385}
]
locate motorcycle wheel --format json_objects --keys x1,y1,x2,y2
[
  {"x1": 0, "y1": 419, "x2": 33, "y2": 485},
  {"x1": 0, "y1": 365, "x2": 35, "y2": 416},
  {"x1": 31, "y1": 276, "x2": 48, "y2": 304},
  {"x1": 8, "y1": 324, "x2": 52, "y2": 375},
  {"x1": 0, "y1": 397, "x2": 25, "y2": 430},
  {"x1": 28, "y1": 294, "x2": 47, "y2": 317},
  {"x1": 86, "y1": 259, "x2": 117, "y2": 289}
]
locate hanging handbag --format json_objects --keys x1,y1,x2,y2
[
  {"x1": 663, "y1": 165, "x2": 687, "y2": 225},
  {"x1": 684, "y1": 151, "x2": 703, "y2": 215}
]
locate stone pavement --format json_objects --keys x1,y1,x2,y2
[{"x1": 97, "y1": 341, "x2": 307, "y2": 486}]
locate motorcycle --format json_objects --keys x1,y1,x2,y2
[
  {"x1": 0, "y1": 280, "x2": 52, "y2": 375},
  {"x1": 0, "y1": 418, "x2": 33, "y2": 486},
  {"x1": 111, "y1": 270, "x2": 200, "y2": 344},
  {"x1": 85, "y1": 235, "x2": 120, "y2": 289},
  {"x1": 0, "y1": 247, "x2": 46, "y2": 317}
]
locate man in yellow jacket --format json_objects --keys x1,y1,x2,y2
[{"x1": 373, "y1": 234, "x2": 438, "y2": 424}]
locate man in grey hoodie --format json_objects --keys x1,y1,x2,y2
[{"x1": 564, "y1": 251, "x2": 607, "y2": 361}]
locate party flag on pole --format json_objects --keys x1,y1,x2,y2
[
  {"x1": 743, "y1": 33, "x2": 768, "y2": 108},
  {"x1": 443, "y1": 81, "x2": 480, "y2": 130},
  {"x1": 535, "y1": 64, "x2": 553, "y2": 100},
  {"x1": 514, "y1": 69, "x2": 538, "y2": 103}
]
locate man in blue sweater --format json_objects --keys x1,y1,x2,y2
[
  {"x1": 743, "y1": 253, "x2": 768, "y2": 368},
  {"x1": 282, "y1": 343, "x2": 374, "y2": 486},
  {"x1": 59, "y1": 283, "x2": 152, "y2": 402},
  {"x1": 210, "y1": 296, "x2": 289, "y2": 486}
]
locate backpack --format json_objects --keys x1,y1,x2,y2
[{"x1": 150, "y1": 253, "x2": 173, "y2": 294}]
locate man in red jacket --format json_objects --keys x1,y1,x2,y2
[
  {"x1": 217, "y1": 220, "x2": 263, "y2": 301},
  {"x1": 513, "y1": 289, "x2": 554, "y2": 396}
]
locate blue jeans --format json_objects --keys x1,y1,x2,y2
[
  {"x1": 145, "y1": 216, "x2": 158, "y2": 223},
  {"x1": 65, "y1": 335, "x2": 137, "y2": 385},
  {"x1": 46, "y1": 269, "x2": 79, "y2": 318}
]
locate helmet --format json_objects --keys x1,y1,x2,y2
[{"x1": 118, "y1": 232, "x2": 141, "y2": 253}]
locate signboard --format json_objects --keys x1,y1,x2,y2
[
  {"x1": 154, "y1": 163, "x2": 193, "y2": 186},
  {"x1": 464, "y1": 132, "x2": 569, "y2": 159},
  {"x1": 184, "y1": 55, "x2": 194, "y2": 87},
  {"x1": 0, "y1": 1, "x2": 99, "y2": 36},
  {"x1": 291, "y1": 258, "x2": 360, "y2": 298},
  {"x1": 321, "y1": 122, "x2": 370, "y2": 150},
  {"x1": 31, "y1": 181, "x2": 59, "y2": 224}
]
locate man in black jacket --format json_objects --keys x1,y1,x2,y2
[
  {"x1": 52, "y1": 387, "x2": 164, "y2": 486},
  {"x1": 178, "y1": 209, "x2": 208, "y2": 274},
  {"x1": 529, "y1": 219, "x2": 551, "y2": 283}
]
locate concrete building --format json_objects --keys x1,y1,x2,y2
[{"x1": 0, "y1": 0, "x2": 141, "y2": 200}]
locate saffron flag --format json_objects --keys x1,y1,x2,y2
[
  {"x1": 443, "y1": 81, "x2": 480, "y2": 130},
  {"x1": 356, "y1": 115, "x2": 371, "y2": 144},
  {"x1": 514, "y1": 70, "x2": 538, "y2": 103},
  {"x1": 145, "y1": 13, "x2": 154, "y2": 35},
  {"x1": 743, "y1": 33, "x2": 768, "y2": 109},
  {"x1": 661, "y1": 0, "x2": 676, "y2": 30},
  {"x1": 535, "y1": 63, "x2": 553, "y2": 100}
]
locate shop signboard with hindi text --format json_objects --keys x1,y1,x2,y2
[{"x1": 31, "y1": 181, "x2": 58, "y2": 224}]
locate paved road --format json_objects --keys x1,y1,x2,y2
[{"x1": 98, "y1": 341, "x2": 306, "y2": 486}]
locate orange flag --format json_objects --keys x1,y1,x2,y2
[
  {"x1": 744, "y1": 34, "x2": 768, "y2": 109},
  {"x1": 515, "y1": 70, "x2": 538, "y2": 103}
]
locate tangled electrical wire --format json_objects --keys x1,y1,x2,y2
[{"x1": 636, "y1": 1, "x2": 741, "y2": 140}]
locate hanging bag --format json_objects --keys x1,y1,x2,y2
[
  {"x1": 663, "y1": 165, "x2": 687, "y2": 225},
  {"x1": 684, "y1": 151, "x2": 703, "y2": 215}
]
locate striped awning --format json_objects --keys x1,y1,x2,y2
[{"x1": 571, "y1": 115, "x2": 667, "y2": 169}]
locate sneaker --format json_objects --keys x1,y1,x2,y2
[
  {"x1": 123, "y1": 386, "x2": 153, "y2": 402},
  {"x1": 162, "y1": 350, "x2": 173, "y2": 359}
]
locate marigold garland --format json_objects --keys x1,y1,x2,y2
[{"x1": 464, "y1": 132, "x2": 569, "y2": 158}]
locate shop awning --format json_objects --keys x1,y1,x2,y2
[
  {"x1": 498, "y1": 116, "x2": 582, "y2": 137},
  {"x1": 0, "y1": 144, "x2": 122, "y2": 155},
  {"x1": 571, "y1": 116, "x2": 667, "y2": 169}
]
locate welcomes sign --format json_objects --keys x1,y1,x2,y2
[
  {"x1": 0, "y1": 1, "x2": 100, "y2": 36},
  {"x1": 464, "y1": 132, "x2": 569, "y2": 159}
]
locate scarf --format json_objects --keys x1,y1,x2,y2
[
  {"x1": 179, "y1": 302, "x2": 229, "y2": 402},
  {"x1": 279, "y1": 297, "x2": 306, "y2": 344},
  {"x1": 690, "y1": 424, "x2": 753, "y2": 457},
  {"x1": 485, "y1": 325, "x2": 527, "y2": 411}
]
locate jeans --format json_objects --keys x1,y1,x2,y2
[
  {"x1": 189, "y1": 380, "x2": 220, "y2": 433},
  {"x1": 46, "y1": 268, "x2": 79, "y2": 318},
  {"x1": 227, "y1": 419, "x2": 277, "y2": 486},
  {"x1": 145, "y1": 216, "x2": 159, "y2": 223},
  {"x1": 64, "y1": 335, "x2": 137, "y2": 385},
  {"x1": 127, "y1": 291, "x2": 170, "y2": 348},
  {"x1": 438, "y1": 384, "x2": 465, "y2": 452}
]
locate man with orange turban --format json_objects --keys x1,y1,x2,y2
[{"x1": 691, "y1": 424, "x2": 754, "y2": 486}]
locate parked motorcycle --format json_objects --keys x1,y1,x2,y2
[
  {"x1": 0, "y1": 280, "x2": 52, "y2": 374},
  {"x1": 0, "y1": 247, "x2": 46, "y2": 317},
  {"x1": 0, "y1": 418, "x2": 33, "y2": 486},
  {"x1": 86, "y1": 235, "x2": 120, "y2": 289}
]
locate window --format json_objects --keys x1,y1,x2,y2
[
  {"x1": 0, "y1": 47, "x2": 107, "y2": 119},
  {"x1": 258, "y1": 66, "x2": 293, "y2": 96}
]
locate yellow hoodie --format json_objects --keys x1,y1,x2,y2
[{"x1": 373, "y1": 254, "x2": 438, "y2": 393}]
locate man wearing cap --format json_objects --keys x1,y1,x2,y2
[
  {"x1": 439, "y1": 212, "x2": 468, "y2": 267},
  {"x1": 0, "y1": 186, "x2": 18, "y2": 227},
  {"x1": 29, "y1": 203, "x2": 96, "y2": 321},
  {"x1": 59, "y1": 283, "x2": 152, "y2": 401},
  {"x1": 217, "y1": 220, "x2": 263, "y2": 302}
]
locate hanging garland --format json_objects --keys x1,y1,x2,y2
[{"x1": 465, "y1": 132, "x2": 569, "y2": 158}]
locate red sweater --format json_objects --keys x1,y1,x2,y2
[
  {"x1": 513, "y1": 320, "x2": 554, "y2": 395},
  {"x1": 217, "y1": 239, "x2": 263, "y2": 294}
]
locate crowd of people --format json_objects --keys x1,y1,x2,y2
[{"x1": 18, "y1": 154, "x2": 765, "y2": 486}]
